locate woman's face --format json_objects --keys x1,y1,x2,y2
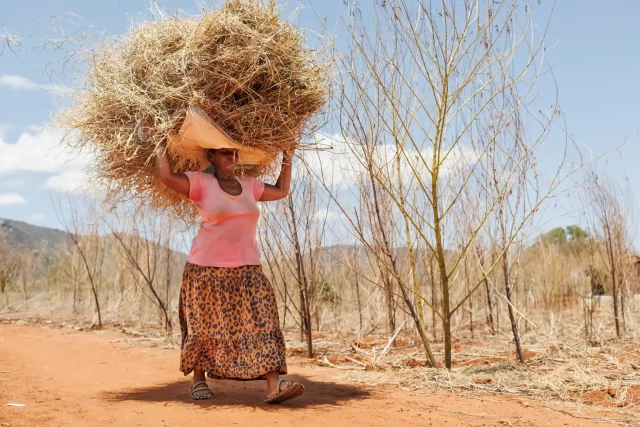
[{"x1": 208, "y1": 149, "x2": 238, "y2": 174}]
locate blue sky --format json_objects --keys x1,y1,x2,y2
[{"x1": 1, "y1": 1, "x2": 639, "y2": 242}]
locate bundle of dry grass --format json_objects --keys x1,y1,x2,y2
[{"x1": 60, "y1": 0, "x2": 327, "y2": 222}]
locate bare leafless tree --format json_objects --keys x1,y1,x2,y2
[
  {"x1": 0, "y1": 228, "x2": 19, "y2": 306},
  {"x1": 108, "y1": 211, "x2": 178, "y2": 332},
  {"x1": 58, "y1": 203, "x2": 105, "y2": 328},
  {"x1": 260, "y1": 161, "x2": 330, "y2": 358},
  {"x1": 586, "y1": 172, "x2": 637, "y2": 339},
  {"x1": 312, "y1": 0, "x2": 585, "y2": 368}
]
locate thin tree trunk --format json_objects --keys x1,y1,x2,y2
[
  {"x1": 484, "y1": 279, "x2": 495, "y2": 333},
  {"x1": 430, "y1": 257, "x2": 437, "y2": 341},
  {"x1": 288, "y1": 197, "x2": 313, "y2": 358},
  {"x1": 477, "y1": 247, "x2": 495, "y2": 334},
  {"x1": 433, "y1": 197, "x2": 451, "y2": 368},
  {"x1": 604, "y1": 223, "x2": 621, "y2": 338},
  {"x1": 21, "y1": 270, "x2": 28, "y2": 310},
  {"x1": 502, "y1": 250, "x2": 524, "y2": 363},
  {"x1": 381, "y1": 271, "x2": 396, "y2": 335},
  {"x1": 282, "y1": 261, "x2": 288, "y2": 330},
  {"x1": 354, "y1": 255, "x2": 364, "y2": 332},
  {"x1": 620, "y1": 271, "x2": 627, "y2": 333},
  {"x1": 465, "y1": 257, "x2": 473, "y2": 339}
]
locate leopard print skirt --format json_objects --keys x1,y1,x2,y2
[{"x1": 179, "y1": 262, "x2": 287, "y2": 380}]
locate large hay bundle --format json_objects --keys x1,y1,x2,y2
[{"x1": 60, "y1": 0, "x2": 327, "y2": 222}]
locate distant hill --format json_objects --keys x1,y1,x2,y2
[
  {"x1": 0, "y1": 219, "x2": 422, "y2": 277},
  {"x1": 0, "y1": 218, "x2": 70, "y2": 257},
  {"x1": 0, "y1": 218, "x2": 187, "y2": 263}
]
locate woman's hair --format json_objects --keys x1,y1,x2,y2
[{"x1": 207, "y1": 148, "x2": 217, "y2": 155}]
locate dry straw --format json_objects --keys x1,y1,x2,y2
[{"x1": 59, "y1": 0, "x2": 328, "y2": 222}]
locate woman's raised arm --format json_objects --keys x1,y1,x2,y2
[
  {"x1": 155, "y1": 141, "x2": 190, "y2": 197},
  {"x1": 260, "y1": 149, "x2": 294, "y2": 202},
  {"x1": 139, "y1": 118, "x2": 190, "y2": 197}
]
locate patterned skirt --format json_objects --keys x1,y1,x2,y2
[{"x1": 179, "y1": 262, "x2": 287, "y2": 380}]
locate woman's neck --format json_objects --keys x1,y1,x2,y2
[{"x1": 214, "y1": 170, "x2": 235, "y2": 181}]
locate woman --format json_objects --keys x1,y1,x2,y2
[{"x1": 151, "y1": 125, "x2": 303, "y2": 404}]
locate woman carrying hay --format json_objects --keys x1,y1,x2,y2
[{"x1": 143, "y1": 121, "x2": 303, "y2": 404}]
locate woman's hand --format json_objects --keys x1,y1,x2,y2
[{"x1": 283, "y1": 147, "x2": 296, "y2": 161}]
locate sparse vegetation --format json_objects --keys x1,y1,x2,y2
[{"x1": 2, "y1": 0, "x2": 640, "y2": 420}]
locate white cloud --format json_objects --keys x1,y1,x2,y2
[
  {"x1": 0, "y1": 126, "x2": 97, "y2": 196},
  {"x1": 4, "y1": 178, "x2": 25, "y2": 189},
  {"x1": 0, "y1": 127, "x2": 92, "y2": 176},
  {"x1": 0, "y1": 74, "x2": 37, "y2": 90},
  {"x1": 0, "y1": 74, "x2": 68, "y2": 93},
  {"x1": 27, "y1": 213, "x2": 46, "y2": 223},
  {"x1": 0, "y1": 192, "x2": 26, "y2": 205},
  {"x1": 297, "y1": 134, "x2": 361, "y2": 187},
  {"x1": 45, "y1": 170, "x2": 91, "y2": 194},
  {"x1": 301, "y1": 133, "x2": 476, "y2": 188}
]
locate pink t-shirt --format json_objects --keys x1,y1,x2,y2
[{"x1": 184, "y1": 171, "x2": 265, "y2": 268}]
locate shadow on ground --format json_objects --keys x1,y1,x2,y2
[{"x1": 102, "y1": 374, "x2": 370, "y2": 409}]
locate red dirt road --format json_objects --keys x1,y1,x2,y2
[{"x1": 0, "y1": 324, "x2": 615, "y2": 426}]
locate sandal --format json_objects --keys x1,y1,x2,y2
[
  {"x1": 265, "y1": 379, "x2": 305, "y2": 404},
  {"x1": 190, "y1": 381, "x2": 213, "y2": 400}
]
